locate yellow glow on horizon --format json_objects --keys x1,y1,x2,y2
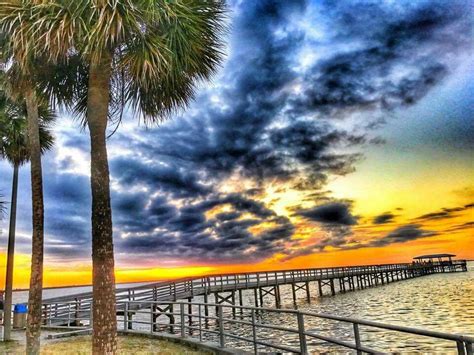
[{"x1": 326, "y1": 152, "x2": 474, "y2": 218}]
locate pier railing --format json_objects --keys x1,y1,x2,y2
[
  {"x1": 125, "y1": 300, "x2": 474, "y2": 354},
  {"x1": 43, "y1": 260, "x2": 467, "y2": 304},
  {"x1": 41, "y1": 260, "x2": 467, "y2": 327},
  {"x1": 43, "y1": 299, "x2": 474, "y2": 354}
]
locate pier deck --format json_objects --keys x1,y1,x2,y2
[{"x1": 42, "y1": 260, "x2": 467, "y2": 327}]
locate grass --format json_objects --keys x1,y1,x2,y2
[{"x1": 0, "y1": 335, "x2": 212, "y2": 354}]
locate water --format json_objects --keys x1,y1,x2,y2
[
  {"x1": 185, "y1": 263, "x2": 472, "y2": 353},
  {"x1": 253, "y1": 263, "x2": 474, "y2": 353},
  {"x1": 10, "y1": 264, "x2": 474, "y2": 353}
]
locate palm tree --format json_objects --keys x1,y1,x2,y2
[
  {"x1": 0, "y1": 88, "x2": 54, "y2": 342},
  {"x1": 0, "y1": 34, "x2": 51, "y2": 352},
  {"x1": 0, "y1": 1, "x2": 226, "y2": 353}
]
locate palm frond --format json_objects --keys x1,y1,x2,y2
[
  {"x1": 0, "y1": 0, "x2": 227, "y2": 128},
  {"x1": 0, "y1": 79, "x2": 55, "y2": 166},
  {"x1": 119, "y1": 0, "x2": 227, "y2": 123}
]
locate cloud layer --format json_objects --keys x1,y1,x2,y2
[{"x1": 0, "y1": 0, "x2": 471, "y2": 266}]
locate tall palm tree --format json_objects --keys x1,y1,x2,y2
[
  {"x1": 0, "y1": 88, "x2": 54, "y2": 342},
  {"x1": 1, "y1": 1, "x2": 226, "y2": 353},
  {"x1": 0, "y1": 34, "x2": 51, "y2": 353}
]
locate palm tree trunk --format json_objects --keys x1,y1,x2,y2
[
  {"x1": 3, "y1": 163, "x2": 19, "y2": 341},
  {"x1": 86, "y1": 51, "x2": 117, "y2": 354},
  {"x1": 24, "y1": 88, "x2": 44, "y2": 355}
]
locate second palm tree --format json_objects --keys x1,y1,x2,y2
[{"x1": 0, "y1": 88, "x2": 54, "y2": 341}]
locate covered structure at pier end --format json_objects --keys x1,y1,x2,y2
[{"x1": 413, "y1": 253, "x2": 456, "y2": 264}]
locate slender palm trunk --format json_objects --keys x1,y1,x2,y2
[
  {"x1": 87, "y1": 51, "x2": 117, "y2": 354},
  {"x1": 3, "y1": 163, "x2": 19, "y2": 341},
  {"x1": 25, "y1": 88, "x2": 44, "y2": 355}
]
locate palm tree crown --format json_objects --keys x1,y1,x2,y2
[
  {"x1": 1, "y1": 0, "x2": 227, "y2": 122},
  {"x1": 0, "y1": 91, "x2": 55, "y2": 166}
]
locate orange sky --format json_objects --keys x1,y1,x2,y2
[{"x1": 1, "y1": 181, "x2": 472, "y2": 289}]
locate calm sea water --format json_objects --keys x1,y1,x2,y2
[
  {"x1": 191, "y1": 262, "x2": 473, "y2": 353},
  {"x1": 249, "y1": 262, "x2": 474, "y2": 353},
  {"x1": 10, "y1": 263, "x2": 474, "y2": 352}
]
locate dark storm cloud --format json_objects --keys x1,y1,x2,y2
[
  {"x1": 111, "y1": 157, "x2": 211, "y2": 198},
  {"x1": 41, "y1": 171, "x2": 91, "y2": 258},
  {"x1": 414, "y1": 203, "x2": 473, "y2": 221},
  {"x1": 290, "y1": 0, "x2": 469, "y2": 117},
  {"x1": 370, "y1": 224, "x2": 437, "y2": 247},
  {"x1": 116, "y1": 192, "x2": 295, "y2": 263},
  {"x1": 103, "y1": 0, "x2": 361, "y2": 262},
  {"x1": 373, "y1": 212, "x2": 396, "y2": 225},
  {"x1": 111, "y1": 0, "x2": 362, "y2": 191},
  {"x1": 296, "y1": 201, "x2": 358, "y2": 226},
  {"x1": 447, "y1": 221, "x2": 474, "y2": 232},
  {"x1": 291, "y1": 223, "x2": 439, "y2": 257},
  {"x1": 282, "y1": 200, "x2": 358, "y2": 258}
]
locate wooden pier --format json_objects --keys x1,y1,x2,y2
[{"x1": 41, "y1": 257, "x2": 467, "y2": 328}]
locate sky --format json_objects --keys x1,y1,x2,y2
[{"x1": 0, "y1": 0, "x2": 473, "y2": 288}]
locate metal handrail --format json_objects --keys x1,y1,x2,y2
[{"x1": 115, "y1": 300, "x2": 473, "y2": 354}]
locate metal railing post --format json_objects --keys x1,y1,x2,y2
[
  {"x1": 218, "y1": 305, "x2": 225, "y2": 347},
  {"x1": 353, "y1": 323, "x2": 362, "y2": 355},
  {"x1": 297, "y1": 312, "x2": 307, "y2": 354},
  {"x1": 465, "y1": 341, "x2": 473, "y2": 355},
  {"x1": 457, "y1": 340, "x2": 467, "y2": 355},
  {"x1": 124, "y1": 302, "x2": 128, "y2": 331},
  {"x1": 150, "y1": 303, "x2": 154, "y2": 334},
  {"x1": 180, "y1": 303, "x2": 185, "y2": 337},
  {"x1": 251, "y1": 309, "x2": 258, "y2": 354},
  {"x1": 67, "y1": 303, "x2": 71, "y2": 327},
  {"x1": 198, "y1": 304, "x2": 203, "y2": 342}
]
